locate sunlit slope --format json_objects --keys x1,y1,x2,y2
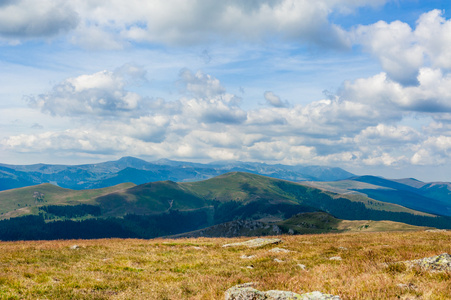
[
  {"x1": 181, "y1": 172, "x2": 430, "y2": 215},
  {"x1": 0, "y1": 183, "x2": 135, "y2": 220},
  {"x1": 95, "y1": 180, "x2": 209, "y2": 217}
]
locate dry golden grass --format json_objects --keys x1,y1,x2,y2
[{"x1": 1, "y1": 231, "x2": 451, "y2": 299}]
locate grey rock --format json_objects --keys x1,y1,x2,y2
[
  {"x1": 225, "y1": 284, "x2": 341, "y2": 300},
  {"x1": 299, "y1": 291, "x2": 341, "y2": 299},
  {"x1": 265, "y1": 290, "x2": 303, "y2": 299},
  {"x1": 329, "y1": 256, "x2": 342, "y2": 261},
  {"x1": 223, "y1": 238, "x2": 282, "y2": 248},
  {"x1": 269, "y1": 247, "x2": 290, "y2": 253},
  {"x1": 404, "y1": 253, "x2": 451, "y2": 272},
  {"x1": 241, "y1": 254, "x2": 257, "y2": 259},
  {"x1": 225, "y1": 283, "x2": 265, "y2": 300}
]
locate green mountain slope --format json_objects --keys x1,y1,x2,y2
[
  {"x1": 96, "y1": 180, "x2": 208, "y2": 217},
  {"x1": 1, "y1": 172, "x2": 450, "y2": 241},
  {"x1": 0, "y1": 182, "x2": 135, "y2": 220}
]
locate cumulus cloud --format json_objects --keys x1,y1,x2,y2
[
  {"x1": 0, "y1": 0, "x2": 78, "y2": 40},
  {"x1": 1, "y1": 0, "x2": 389, "y2": 48},
  {"x1": 339, "y1": 68, "x2": 451, "y2": 113},
  {"x1": 412, "y1": 136, "x2": 451, "y2": 165},
  {"x1": 26, "y1": 65, "x2": 147, "y2": 118},
  {"x1": 355, "y1": 124, "x2": 421, "y2": 145},
  {"x1": 178, "y1": 70, "x2": 247, "y2": 124},
  {"x1": 4, "y1": 63, "x2": 451, "y2": 170},
  {"x1": 81, "y1": 0, "x2": 352, "y2": 48},
  {"x1": 264, "y1": 91, "x2": 289, "y2": 107},
  {"x1": 353, "y1": 9, "x2": 451, "y2": 84}
]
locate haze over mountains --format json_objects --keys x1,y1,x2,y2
[{"x1": 0, "y1": 156, "x2": 354, "y2": 191}]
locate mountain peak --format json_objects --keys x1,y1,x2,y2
[{"x1": 117, "y1": 156, "x2": 147, "y2": 163}]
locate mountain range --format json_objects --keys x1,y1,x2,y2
[
  {"x1": 0, "y1": 156, "x2": 354, "y2": 191},
  {"x1": 1, "y1": 171, "x2": 450, "y2": 241},
  {"x1": 307, "y1": 175, "x2": 451, "y2": 217}
]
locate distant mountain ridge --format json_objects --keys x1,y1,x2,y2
[
  {"x1": 1, "y1": 172, "x2": 447, "y2": 241},
  {"x1": 0, "y1": 156, "x2": 354, "y2": 191},
  {"x1": 306, "y1": 175, "x2": 451, "y2": 217}
]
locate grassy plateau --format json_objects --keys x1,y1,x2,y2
[{"x1": 0, "y1": 231, "x2": 450, "y2": 299}]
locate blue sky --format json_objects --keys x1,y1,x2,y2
[{"x1": 1, "y1": 0, "x2": 451, "y2": 181}]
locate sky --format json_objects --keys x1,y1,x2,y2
[{"x1": 1, "y1": 0, "x2": 451, "y2": 182}]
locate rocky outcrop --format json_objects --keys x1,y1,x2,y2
[
  {"x1": 404, "y1": 253, "x2": 451, "y2": 272},
  {"x1": 170, "y1": 220, "x2": 273, "y2": 238},
  {"x1": 223, "y1": 238, "x2": 282, "y2": 248},
  {"x1": 224, "y1": 283, "x2": 341, "y2": 300}
]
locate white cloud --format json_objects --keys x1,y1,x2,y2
[
  {"x1": 0, "y1": 0, "x2": 388, "y2": 48},
  {"x1": 178, "y1": 69, "x2": 225, "y2": 99},
  {"x1": 4, "y1": 63, "x2": 451, "y2": 171},
  {"x1": 0, "y1": 0, "x2": 78, "y2": 40},
  {"x1": 178, "y1": 70, "x2": 247, "y2": 124},
  {"x1": 0, "y1": 0, "x2": 400, "y2": 51},
  {"x1": 353, "y1": 9, "x2": 451, "y2": 84},
  {"x1": 338, "y1": 69, "x2": 451, "y2": 114},
  {"x1": 412, "y1": 136, "x2": 451, "y2": 165},
  {"x1": 264, "y1": 91, "x2": 289, "y2": 107},
  {"x1": 355, "y1": 124, "x2": 421, "y2": 145},
  {"x1": 26, "y1": 66, "x2": 147, "y2": 118}
]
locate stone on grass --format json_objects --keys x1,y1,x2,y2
[
  {"x1": 300, "y1": 291, "x2": 341, "y2": 300},
  {"x1": 297, "y1": 264, "x2": 307, "y2": 270},
  {"x1": 70, "y1": 245, "x2": 80, "y2": 250},
  {"x1": 273, "y1": 258, "x2": 284, "y2": 263},
  {"x1": 241, "y1": 254, "x2": 256, "y2": 259},
  {"x1": 404, "y1": 253, "x2": 451, "y2": 272},
  {"x1": 225, "y1": 283, "x2": 341, "y2": 300},
  {"x1": 224, "y1": 283, "x2": 265, "y2": 300},
  {"x1": 329, "y1": 256, "x2": 342, "y2": 261},
  {"x1": 269, "y1": 247, "x2": 290, "y2": 253},
  {"x1": 223, "y1": 238, "x2": 282, "y2": 248}
]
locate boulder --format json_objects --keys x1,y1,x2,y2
[
  {"x1": 404, "y1": 253, "x2": 451, "y2": 272},
  {"x1": 223, "y1": 238, "x2": 282, "y2": 248},
  {"x1": 224, "y1": 283, "x2": 265, "y2": 300},
  {"x1": 225, "y1": 283, "x2": 341, "y2": 300}
]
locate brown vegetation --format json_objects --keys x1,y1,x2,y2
[{"x1": 0, "y1": 230, "x2": 451, "y2": 299}]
